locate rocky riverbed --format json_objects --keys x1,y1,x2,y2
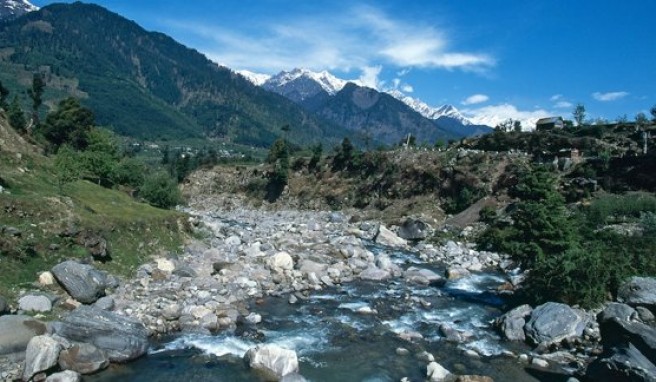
[{"x1": 3, "y1": 200, "x2": 656, "y2": 381}]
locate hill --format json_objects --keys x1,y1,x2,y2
[{"x1": 0, "y1": 2, "x2": 348, "y2": 147}]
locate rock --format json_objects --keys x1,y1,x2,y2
[
  {"x1": 598, "y1": 302, "x2": 638, "y2": 323},
  {"x1": 328, "y1": 212, "x2": 345, "y2": 223},
  {"x1": 396, "y1": 347, "x2": 410, "y2": 356},
  {"x1": 18, "y1": 294, "x2": 53, "y2": 313},
  {"x1": 374, "y1": 225, "x2": 407, "y2": 248},
  {"x1": 280, "y1": 373, "x2": 308, "y2": 382},
  {"x1": 23, "y1": 335, "x2": 62, "y2": 381},
  {"x1": 162, "y1": 303, "x2": 182, "y2": 321},
  {"x1": 638, "y1": 307, "x2": 656, "y2": 323},
  {"x1": 398, "y1": 218, "x2": 431, "y2": 240},
  {"x1": 531, "y1": 357, "x2": 549, "y2": 368},
  {"x1": 618, "y1": 277, "x2": 656, "y2": 309},
  {"x1": 172, "y1": 265, "x2": 197, "y2": 278},
  {"x1": 244, "y1": 344, "x2": 299, "y2": 380},
  {"x1": 288, "y1": 295, "x2": 298, "y2": 304},
  {"x1": 245, "y1": 313, "x2": 262, "y2": 325},
  {"x1": 38, "y1": 271, "x2": 55, "y2": 286},
  {"x1": 0, "y1": 315, "x2": 47, "y2": 356},
  {"x1": 298, "y1": 260, "x2": 328, "y2": 275},
  {"x1": 439, "y1": 324, "x2": 471, "y2": 343},
  {"x1": 52, "y1": 306, "x2": 149, "y2": 362},
  {"x1": 51, "y1": 261, "x2": 107, "y2": 304},
  {"x1": 269, "y1": 252, "x2": 294, "y2": 272},
  {"x1": 2, "y1": 226, "x2": 21, "y2": 237},
  {"x1": 0, "y1": 295, "x2": 8, "y2": 315},
  {"x1": 404, "y1": 267, "x2": 446, "y2": 286},
  {"x1": 524, "y1": 302, "x2": 588, "y2": 345},
  {"x1": 359, "y1": 267, "x2": 391, "y2": 281},
  {"x1": 496, "y1": 304, "x2": 532, "y2": 341},
  {"x1": 93, "y1": 296, "x2": 115, "y2": 311},
  {"x1": 225, "y1": 235, "x2": 242, "y2": 246},
  {"x1": 446, "y1": 267, "x2": 471, "y2": 280},
  {"x1": 426, "y1": 361, "x2": 451, "y2": 382},
  {"x1": 600, "y1": 317, "x2": 656, "y2": 364},
  {"x1": 58, "y1": 342, "x2": 109, "y2": 374},
  {"x1": 45, "y1": 370, "x2": 82, "y2": 382},
  {"x1": 77, "y1": 231, "x2": 108, "y2": 259},
  {"x1": 586, "y1": 343, "x2": 656, "y2": 382},
  {"x1": 456, "y1": 376, "x2": 494, "y2": 382},
  {"x1": 155, "y1": 258, "x2": 176, "y2": 273}
]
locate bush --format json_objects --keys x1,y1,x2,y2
[
  {"x1": 587, "y1": 192, "x2": 656, "y2": 225},
  {"x1": 139, "y1": 172, "x2": 182, "y2": 209}
]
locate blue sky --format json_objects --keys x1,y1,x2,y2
[{"x1": 33, "y1": 0, "x2": 656, "y2": 125}]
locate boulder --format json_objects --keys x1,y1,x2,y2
[
  {"x1": 18, "y1": 294, "x2": 53, "y2": 313},
  {"x1": 619, "y1": 277, "x2": 656, "y2": 309},
  {"x1": 374, "y1": 225, "x2": 407, "y2": 248},
  {"x1": 0, "y1": 315, "x2": 47, "y2": 356},
  {"x1": 426, "y1": 361, "x2": 451, "y2": 381},
  {"x1": 93, "y1": 296, "x2": 115, "y2": 311},
  {"x1": 446, "y1": 267, "x2": 471, "y2": 280},
  {"x1": 23, "y1": 335, "x2": 62, "y2": 381},
  {"x1": 269, "y1": 252, "x2": 294, "y2": 272},
  {"x1": 586, "y1": 343, "x2": 656, "y2": 382},
  {"x1": 398, "y1": 218, "x2": 431, "y2": 240},
  {"x1": 600, "y1": 317, "x2": 656, "y2": 364},
  {"x1": 38, "y1": 271, "x2": 55, "y2": 286},
  {"x1": 172, "y1": 265, "x2": 197, "y2": 278},
  {"x1": 495, "y1": 304, "x2": 532, "y2": 341},
  {"x1": 52, "y1": 306, "x2": 149, "y2": 362},
  {"x1": 298, "y1": 260, "x2": 328, "y2": 276},
  {"x1": 328, "y1": 212, "x2": 345, "y2": 223},
  {"x1": 598, "y1": 302, "x2": 638, "y2": 323},
  {"x1": 244, "y1": 344, "x2": 299, "y2": 381},
  {"x1": 155, "y1": 258, "x2": 176, "y2": 273},
  {"x1": 524, "y1": 302, "x2": 588, "y2": 345},
  {"x1": 404, "y1": 267, "x2": 446, "y2": 287},
  {"x1": 77, "y1": 231, "x2": 108, "y2": 259},
  {"x1": 45, "y1": 370, "x2": 82, "y2": 382},
  {"x1": 359, "y1": 267, "x2": 391, "y2": 281},
  {"x1": 58, "y1": 342, "x2": 109, "y2": 374},
  {"x1": 0, "y1": 295, "x2": 8, "y2": 315},
  {"x1": 51, "y1": 261, "x2": 107, "y2": 304},
  {"x1": 280, "y1": 373, "x2": 308, "y2": 382},
  {"x1": 456, "y1": 376, "x2": 494, "y2": 382}
]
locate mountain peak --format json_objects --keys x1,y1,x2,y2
[
  {"x1": 267, "y1": 68, "x2": 349, "y2": 96},
  {"x1": 0, "y1": 0, "x2": 38, "y2": 19}
]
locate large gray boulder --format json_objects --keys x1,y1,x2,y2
[
  {"x1": 598, "y1": 302, "x2": 638, "y2": 324},
  {"x1": 524, "y1": 302, "x2": 588, "y2": 345},
  {"x1": 495, "y1": 304, "x2": 533, "y2": 341},
  {"x1": 374, "y1": 225, "x2": 407, "y2": 248},
  {"x1": 58, "y1": 342, "x2": 109, "y2": 374},
  {"x1": 398, "y1": 218, "x2": 432, "y2": 240},
  {"x1": 0, "y1": 315, "x2": 47, "y2": 356},
  {"x1": 618, "y1": 277, "x2": 656, "y2": 309},
  {"x1": 52, "y1": 306, "x2": 148, "y2": 362},
  {"x1": 51, "y1": 261, "x2": 107, "y2": 304},
  {"x1": 244, "y1": 344, "x2": 299, "y2": 381},
  {"x1": 404, "y1": 267, "x2": 445, "y2": 286},
  {"x1": 18, "y1": 294, "x2": 53, "y2": 313},
  {"x1": 586, "y1": 343, "x2": 656, "y2": 382},
  {"x1": 23, "y1": 335, "x2": 62, "y2": 381},
  {"x1": 45, "y1": 370, "x2": 82, "y2": 382},
  {"x1": 359, "y1": 266, "x2": 391, "y2": 281},
  {"x1": 600, "y1": 317, "x2": 656, "y2": 364}
]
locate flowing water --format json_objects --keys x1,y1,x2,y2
[{"x1": 88, "y1": 243, "x2": 568, "y2": 382}]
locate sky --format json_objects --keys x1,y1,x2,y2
[{"x1": 33, "y1": 0, "x2": 656, "y2": 125}]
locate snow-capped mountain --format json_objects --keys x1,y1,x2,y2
[
  {"x1": 0, "y1": 0, "x2": 38, "y2": 20},
  {"x1": 264, "y1": 68, "x2": 350, "y2": 96},
  {"x1": 386, "y1": 90, "x2": 473, "y2": 125},
  {"x1": 235, "y1": 69, "x2": 271, "y2": 87}
]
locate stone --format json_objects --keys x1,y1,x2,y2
[
  {"x1": 328, "y1": 212, "x2": 345, "y2": 223},
  {"x1": 618, "y1": 277, "x2": 656, "y2": 309},
  {"x1": 374, "y1": 225, "x2": 407, "y2": 248},
  {"x1": 600, "y1": 317, "x2": 656, "y2": 364},
  {"x1": 244, "y1": 344, "x2": 299, "y2": 380},
  {"x1": 23, "y1": 335, "x2": 62, "y2": 381},
  {"x1": 280, "y1": 373, "x2": 308, "y2": 382},
  {"x1": 93, "y1": 296, "x2": 115, "y2": 311},
  {"x1": 77, "y1": 231, "x2": 108, "y2": 259},
  {"x1": 269, "y1": 252, "x2": 294, "y2": 272},
  {"x1": 288, "y1": 295, "x2": 298, "y2": 304},
  {"x1": 404, "y1": 267, "x2": 446, "y2": 287},
  {"x1": 18, "y1": 294, "x2": 53, "y2": 313},
  {"x1": 586, "y1": 343, "x2": 656, "y2": 382},
  {"x1": 245, "y1": 313, "x2": 262, "y2": 325},
  {"x1": 225, "y1": 235, "x2": 242, "y2": 246},
  {"x1": 155, "y1": 258, "x2": 176, "y2": 273},
  {"x1": 398, "y1": 218, "x2": 431, "y2": 240},
  {"x1": 172, "y1": 265, "x2": 197, "y2": 278},
  {"x1": 45, "y1": 370, "x2": 82, "y2": 382},
  {"x1": 598, "y1": 302, "x2": 638, "y2": 323},
  {"x1": 52, "y1": 306, "x2": 149, "y2": 362},
  {"x1": 531, "y1": 357, "x2": 549, "y2": 368},
  {"x1": 0, "y1": 295, "x2": 8, "y2": 315},
  {"x1": 439, "y1": 324, "x2": 471, "y2": 343},
  {"x1": 495, "y1": 304, "x2": 532, "y2": 341},
  {"x1": 58, "y1": 342, "x2": 109, "y2": 375},
  {"x1": 38, "y1": 271, "x2": 55, "y2": 286},
  {"x1": 51, "y1": 261, "x2": 107, "y2": 304},
  {"x1": 298, "y1": 260, "x2": 328, "y2": 275},
  {"x1": 456, "y1": 377, "x2": 494, "y2": 382},
  {"x1": 638, "y1": 307, "x2": 656, "y2": 323},
  {"x1": 358, "y1": 267, "x2": 391, "y2": 281},
  {"x1": 0, "y1": 315, "x2": 47, "y2": 356},
  {"x1": 446, "y1": 267, "x2": 471, "y2": 280},
  {"x1": 426, "y1": 361, "x2": 451, "y2": 382},
  {"x1": 524, "y1": 302, "x2": 588, "y2": 345},
  {"x1": 162, "y1": 303, "x2": 182, "y2": 320}
]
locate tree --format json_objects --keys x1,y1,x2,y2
[
  {"x1": 0, "y1": 80, "x2": 8, "y2": 110},
  {"x1": 650, "y1": 105, "x2": 656, "y2": 122},
  {"x1": 54, "y1": 145, "x2": 81, "y2": 193},
  {"x1": 27, "y1": 73, "x2": 45, "y2": 125},
  {"x1": 265, "y1": 138, "x2": 290, "y2": 201},
  {"x1": 79, "y1": 128, "x2": 119, "y2": 186},
  {"x1": 308, "y1": 143, "x2": 323, "y2": 170},
  {"x1": 139, "y1": 171, "x2": 182, "y2": 209},
  {"x1": 7, "y1": 96, "x2": 26, "y2": 133},
  {"x1": 39, "y1": 97, "x2": 94, "y2": 151},
  {"x1": 573, "y1": 103, "x2": 586, "y2": 126},
  {"x1": 513, "y1": 120, "x2": 522, "y2": 132},
  {"x1": 636, "y1": 112, "x2": 648, "y2": 127}
]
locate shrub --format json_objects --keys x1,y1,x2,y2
[{"x1": 139, "y1": 171, "x2": 182, "y2": 209}]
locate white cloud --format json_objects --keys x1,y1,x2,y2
[
  {"x1": 462, "y1": 103, "x2": 552, "y2": 129},
  {"x1": 401, "y1": 84, "x2": 414, "y2": 93},
  {"x1": 554, "y1": 101, "x2": 573, "y2": 109},
  {"x1": 592, "y1": 91, "x2": 629, "y2": 102},
  {"x1": 359, "y1": 65, "x2": 383, "y2": 89},
  {"x1": 462, "y1": 94, "x2": 489, "y2": 105},
  {"x1": 550, "y1": 94, "x2": 563, "y2": 102},
  {"x1": 163, "y1": 5, "x2": 494, "y2": 74}
]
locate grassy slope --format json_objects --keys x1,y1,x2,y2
[{"x1": 0, "y1": 113, "x2": 187, "y2": 297}]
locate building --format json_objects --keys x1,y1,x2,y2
[{"x1": 536, "y1": 117, "x2": 565, "y2": 131}]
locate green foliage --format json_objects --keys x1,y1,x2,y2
[
  {"x1": 7, "y1": 96, "x2": 26, "y2": 133},
  {"x1": 586, "y1": 192, "x2": 656, "y2": 226},
  {"x1": 113, "y1": 157, "x2": 146, "y2": 189},
  {"x1": 308, "y1": 143, "x2": 323, "y2": 170},
  {"x1": 573, "y1": 103, "x2": 586, "y2": 126},
  {"x1": 39, "y1": 97, "x2": 94, "y2": 151},
  {"x1": 0, "y1": 80, "x2": 8, "y2": 110},
  {"x1": 54, "y1": 144, "x2": 81, "y2": 192},
  {"x1": 479, "y1": 205, "x2": 497, "y2": 224},
  {"x1": 651, "y1": 105, "x2": 656, "y2": 122},
  {"x1": 26, "y1": 72, "x2": 45, "y2": 123},
  {"x1": 139, "y1": 171, "x2": 182, "y2": 209},
  {"x1": 332, "y1": 137, "x2": 361, "y2": 171},
  {"x1": 265, "y1": 138, "x2": 290, "y2": 201}
]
